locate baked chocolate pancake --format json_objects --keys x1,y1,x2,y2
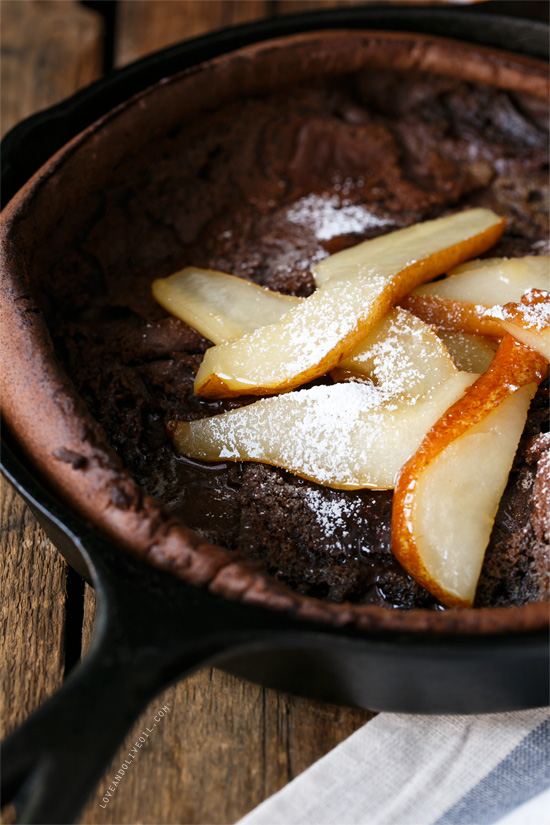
[{"x1": 1, "y1": 32, "x2": 548, "y2": 630}]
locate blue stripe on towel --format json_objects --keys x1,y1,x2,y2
[{"x1": 435, "y1": 717, "x2": 550, "y2": 825}]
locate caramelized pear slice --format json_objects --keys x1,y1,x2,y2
[
  {"x1": 154, "y1": 273, "x2": 458, "y2": 396},
  {"x1": 391, "y1": 335, "x2": 548, "y2": 607},
  {"x1": 332, "y1": 308, "x2": 459, "y2": 396},
  {"x1": 401, "y1": 256, "x2": 549, "y2": 337},
  {"x1": 311, "y1": 220, "x2": 505, "y2": 288},
  {"x1": 435, "y1": 330, "x2": 498, "y2": 374},
  {"x1": 484, "y1": 289, "x2": 550, "y2": 360},
  {"x1": 171, "y1": 372, "x2": 475, "y2": 490},
  {"x1": 194, "y1": 209, "x2": 505, "y2": 398},
  {"x1": 152, "y1": 267, "x2": 301, "y2": 344}
]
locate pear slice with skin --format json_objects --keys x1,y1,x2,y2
[
  {"x1": 170, "y1": 371, "x2": 476, "y2": 490},
  {"x1": 152, "y1": 269, "x2": 459, "y2": 395},
  {"x1": 310, "y1": 227, "x2": 507, "y2": 289},
  {"x1": 331, "y1": 307, "x2": 459, "y2": 396},
  {"x1": 152, "y1": 266, "x2": 301, "y2": 344},
  {"x1": 400, "y1": 256, "x2": 549, "y2": 337},
  {"x1": 194, "y1": 209, "x2": 505, "y2": 398},
  {"x1": 391, "y1": 335, "x2": 548, "y2": 608},
  {"x1": 483, "y1": 289, "x2": 550, "y2": 360}
]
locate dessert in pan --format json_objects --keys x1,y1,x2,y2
[{"x1": 1, "y1": 32, "x2": 548, "y2": 624}]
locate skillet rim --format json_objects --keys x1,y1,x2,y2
[{"x1": 1, "y1": 24, "x2": 549, "y2": 639}]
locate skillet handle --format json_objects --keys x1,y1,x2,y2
[
  {"x1": 0, "y1": 443, "x2": 306, "y2": 824},
  {"x1": 0, "y1": 516, "x2": 302, "y2": 825},
  {"x1": 1, "y1": 616, "x2": 229, "y2": 825}
]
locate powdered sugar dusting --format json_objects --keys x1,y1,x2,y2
[
  {"x1": 301, "y1": 486, "x2": 362, "y2": 542},
  {"x1": 340, "y1": 308, "x2": 458, "y2": 398},
  {"x1": 286, "y1": 194, "x2": 389, "y2": 241},
  {"x1": 484, "y1": 289, "x2": 550, "y2": 331},
  {"x1": 175, "y1": 375, "x2": 474, "y2": 489}
]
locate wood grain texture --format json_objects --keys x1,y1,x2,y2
[
  {"x1": 274, "y1": 0, "x2": 372, "y2": 13},
  {"x1": 79, "y1": 580, "x2": 372, "y2": 824},
  {"x1": 0, "y1": 480, "x2": 67, "y2": 737},
  {"x1": 81, "y1": 584, "x2": 97, "y2": 656},
  {"x1": 77, "y1": 670, "x2": 372, "y2": 824},
  {"x1": 0, "y1": 0, "x2": 103, "y2": 138},
  {"x1": 115, "y1": 0, "x2": 270, "y2": 67}
]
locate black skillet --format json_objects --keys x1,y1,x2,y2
[{"x1": 1, "y1": 5, "x2": 549, "y2": 824}]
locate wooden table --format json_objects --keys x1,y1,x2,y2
[{"x1": 1, "y1": 3, "x2": 380, "y2": 823}]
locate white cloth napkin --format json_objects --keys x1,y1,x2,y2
[{"x1": 238, "y1": 708, "x2": 550, "y2": 825}]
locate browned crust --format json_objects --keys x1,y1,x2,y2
[{"x1": 1, "y1": 30, "x2": 549, "y2": 637}]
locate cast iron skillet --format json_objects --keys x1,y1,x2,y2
[{"x1": 1, "y1": 6, "x2": 549, "y2": 824}]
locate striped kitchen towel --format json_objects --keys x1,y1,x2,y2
[{"x1": 238, "y1": 708, "x2": 550, "y2": 825}]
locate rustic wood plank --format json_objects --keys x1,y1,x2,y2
[
  {"x1": 77, "y1": 667, "x2": 372, "y2": 825},
  {"x1": 81, "y1": 583, "x2": 97, "y2": 656},
  {"x1": 0, "y1": 0, "x2": 104, "y2": 138},
  {"x1": 275, "y1": 0, "x2": 369, "y2": 13},
  {"x1": 115, "y1": 0, "x2": 270, "y2": 67},
  {"x1": 79, "y1": 541, "x2": 372, "y2": 824},
  {"x1": 80, "y1": 544, "x2": 372, "y2": 823},
  {"x1": 0, "y1": 479, "x2": 67, "y2": 737}
]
